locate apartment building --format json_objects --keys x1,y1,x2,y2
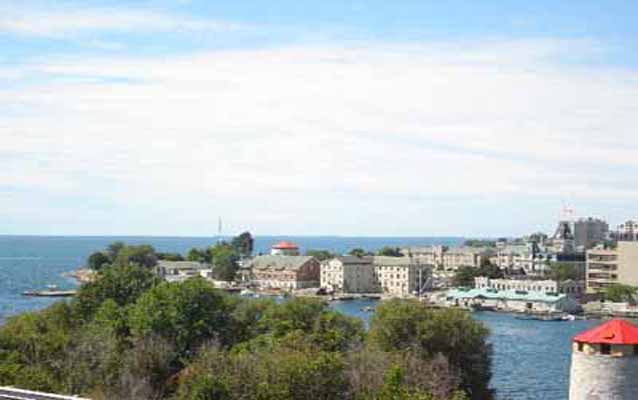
[
  {"x1": 373, "y1": 256, "x2": 430, "y2": 296},
  {"x1": 586, "y1": 241, "x2": 638, "y2": 293},
  {"x1": 320, "y1": 256, "x2": 376, "y2": 293}
]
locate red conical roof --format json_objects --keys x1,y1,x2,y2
[
  {"x1": 573, "y1": 319, "x2": 638, "y2": 345},
  {"x1": 272, "y1": 241, "x2": 299, "y2": 250}
]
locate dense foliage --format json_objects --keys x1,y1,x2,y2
[
  {"x1": 604, "y1": 284, "x2": 638, "y2": 304},
  {"x1": 0, "y1": 244, "x2": 493, "y2": 400},
  {"x1": 452, "y1": 263, "x2": 504, "y2": 288}
]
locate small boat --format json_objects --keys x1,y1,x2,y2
[
  {"x1": 360, "y1": 306, "x2": 374, "y2": 312},
  {"x1": 23, "y1": 289, "x2": 76, "y2": 297}
]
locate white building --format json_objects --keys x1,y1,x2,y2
[
  {"x1": 156, "y1": 261, "x2": 212, "y2": 282},
  {"x1": 320, "y1": 256, "x2": 376, "y2": 293},
  {"x1": 475, "y1": 276, "x2": 584, "y2": 299},
  {"x1": 373, "y1": 256, "x2": 430, "y2": 296},
  {"x1": 445, "y1": 287, "x2": 581, "y2": 314}
]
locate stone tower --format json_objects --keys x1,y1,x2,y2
[{"x1": 569, "y1": 319, "x2": 638, "y2": 399}]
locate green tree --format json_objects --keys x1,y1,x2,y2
[
  {"x1": 605, "y1": 284, "x2": 638, "y2": 303},
  {"x1": 349, "y1": 248, "x2": 373, "y2": 257},
  {"x1": 231, "y1": 231, "x2": 254, "y2": 258},
  {"x1": 368, "y1": 300, "x2": 492, "y2": 400},
  {"x1": 305, "y1": 249, "x2": 336, "y2": 261},
  {"x1": 113, "y1": 244, "x2": 158, "y2": 269},
  {"x1": 107, "y1": 241, "x2": 126, "y2": 262},
  {"x1": 187, "y1": 248, "x2": 208, "y2": 262},
  {"x1": 73, "y1": 265, "x2": 160, "y2": 321},
  {"x1": 128, "y1": 279, "x2": 235, "y2": 356},
  {"x1": 209, "y1": 242, "x2": 239, "y2": 281},
  {"x1": 377, "y1": 247, "x2": 404, "y2": 257},
  {"x1": 156, "y1": 252, "x2": 184, "y2": 261},
  {"x1": 547, "y1": 262, "x2": 581, "y2": 282},
  {"x1": 87, "y1": 251, "x2": 110, "y2": 271}
]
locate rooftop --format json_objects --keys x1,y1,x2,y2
[
  {"x1": 573, "y1": 319, "x2": 638, "y2": 345},
  {"x1": 249, "y1": 255, "x2": 314, "y2": 271},
  {"x1": 272, "y1": 241, "x2": 299, "y2": 250},
  {"x1": 446, "y1": 287, "x2": 566, "y2": 303}
]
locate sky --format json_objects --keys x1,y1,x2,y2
[{"x1": 1, "y1": 0, "x2": 638, "y2": 237}]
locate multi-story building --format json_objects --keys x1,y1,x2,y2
[
  {"x1": 400, "y1": 246, "x2": 444, "y2": 268},
  {"x1": 586, "y1": 241, "x2": 638, "y2": 293},
  {"x1": 573, "y1": 217, "x2": 609, "y2": 251},
  {"x1": 248, "y1": 255, "x2": 320, "y2": 289},
  {"x1": 373, "y1": 256, "x2": 430, "y2": 296},
  {"x1": 441, "y1": 247, "x2": 493, "y2": 270},
  {"x1": 320, "y1": 256, "x2": 376, "y2": 293}
]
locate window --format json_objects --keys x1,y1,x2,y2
[
  {"x1": 577, "y1": 342, "x2": 584, "y2": 352},
  {"x1": 600, "y1": 344, "x2": 611, "y2": 355}
]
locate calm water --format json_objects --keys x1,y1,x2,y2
[{"x1": 0, "y1": 235, "x2": 596, "y2": 399}]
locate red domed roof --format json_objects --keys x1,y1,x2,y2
[
  {"x1": 574, "y1": 319, "x2": 638, "y2": 345},
  {"x1": 272, "y1": 241, "x2": 299, "y2": 250}
]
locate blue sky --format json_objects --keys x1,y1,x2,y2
[{"x1": 1, "y1": 0, "x2": 638, "y2": 236}]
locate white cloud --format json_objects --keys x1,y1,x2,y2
[
  {"x1": 1, "y1": 40, "x2": 638, "y2": 235},
  {"x1": 0, "y1": 4, "x2": 241, "y2": 37}
]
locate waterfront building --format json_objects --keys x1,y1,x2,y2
[
  {"x1": 373, "y1": 256, "x2": 430, "y2": 296},
  {"x1": 248, "y1": 255, "x2": 319, "y2": 289},
  {"x1": 569, "y1": 319, "x2": 638, "y2": 399},
  {"x1": 445, "y1": 287, "x2": 581, "y2": 314},
  {"x1": 474, "y1": 277, "x2": 584, "y2": 299},
  {"x1": 573, "y1": 217, "x2": 609, "y2": 251},
  {"x1": 155, "y1": 261, "x2": 212, "y2": 282},
  {"x1": 320, "y1": 256, "x2": 376, "y2": 293},
  {"x1": 270, "y1": 240, "x2": 300, "y2": 256},
  {"x1": 586, "y1": 241, "x2": 638, "y2": 293}
]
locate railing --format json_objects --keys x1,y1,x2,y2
[{"x1": 0, "y1": 387, "x2": 89, "y2": 400}]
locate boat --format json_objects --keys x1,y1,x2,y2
[
  {"x1": 23, "y1": 289, "x2": 76, "y2": 297},
  {"x1": 515, "y1": 312, "x2": 571, "y2": 322},
  {"x1": 360, "y1": 306, "x2": 374, "y2": 312}
]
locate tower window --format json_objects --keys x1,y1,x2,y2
[
  {"x1": 600, "y1": 344, "x2": 611, "y2": 355},
  {"x1": 577, "y1": 342, "x2": 584, "y2": 352}
]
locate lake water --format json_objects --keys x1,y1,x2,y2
[{"x1": 0, "y1": 235, "x2": 596, "y2": 399}]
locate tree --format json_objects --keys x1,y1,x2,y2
[
  {"x1": 209, "y1": 242, "x2": 239, "y2": 281},
  {"x1": 463, "y1": 240, "x2": 496, "y2": 248},
  {"x1": 107, "y1": 241, "x2": 126, "y2": 262},
  {"x1": 187, "y1": 248, "x2": 208, "y2": 262},
  {"x1": 231, "y1": 232, "x2": 254, "y2": 258},
  {"x1": 157, "y1": 252, "x2": 184, "y2": 261},
  {"x1": 605, "y1": 284, "x2": 638, "y2": 303},
  {"x1": 377, "y1": 247, "x2": 404, "y2": 257},
  {"x1": 113, "y1": 244, "x2": 158, "y2": 269},
  {"x1": 305, "y1": 249, "x2": 336, "y2": 261},
  {"x1": 73, "y1": 265, "x2": 160, "y2": 321},
  {"x1": 349, "y1": 248, "x2": 373, "y2": 257},
  {"x1": 452, "y1": 267, "x2": 477, "y2": 288},
  {"x1": 87, "y1": 252, "x2": 110, "y2": 271},
  {"x1": 547, "y1": 262, "x2": 581, "y2": 282},
  {"x1": 128, "y1": 279, "x2": 235, "y2": 356},
  {"x1": 368, "y1": 300, "x2": 492, "y2": 400}
]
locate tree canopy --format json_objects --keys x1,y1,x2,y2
[{"x1": 377, "y1": 246, "x2": 404, "y2": 257}]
